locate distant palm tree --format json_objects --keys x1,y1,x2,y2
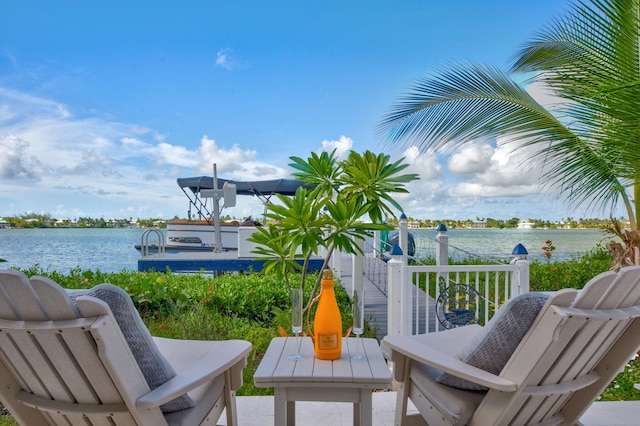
[{"x1": 378, "y1": 0, "x2": 640, "y2": 267}]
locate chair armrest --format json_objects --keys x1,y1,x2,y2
[
  {"x1": 136, "y1": 340, "x2": 251, "y2": 409},
  {"x1": 383, "y1": 335, "x2": 517, "y2": 392}
]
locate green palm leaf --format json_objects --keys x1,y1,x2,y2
[{"x1": 378, "y1": 0, "x2": 640, "y2": 227}]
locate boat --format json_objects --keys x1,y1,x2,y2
[{"x1": 137, "y1": 176, "x2": 311, "y2": 253}]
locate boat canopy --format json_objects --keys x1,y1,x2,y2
[
  {"x1": 177, "y1": 176, "x2": 310, "y2": 199},
  {"x1": 177, "y1": 176, "x2": 314, "y2": 221}
]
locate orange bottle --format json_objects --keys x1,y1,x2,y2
[{"x1": 313, "y1": 269, "x2": 342, "y2": 360}]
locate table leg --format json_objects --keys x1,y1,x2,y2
[
  {"x1": 275, "y1": 388, "x2": 295, "y2": 426},
  {"x1": 287, "y1": 400, "x2": 295, "y2": 426},
  {"x1": 354, "y1": 402, "x2": 361, "y2": 426},
  {"x1": 359, "y1": 389, "x2": 372, "y2": 426}
]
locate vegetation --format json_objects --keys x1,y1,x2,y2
[
  {"x1": 378, "y1": 0, "x2": 640, "y2": 268},
  {"x1": 249, "y1": 150, "x2": 418, "y2": 312},
  {"x1": 388, "y1": 216, "x2": 616, "y2": 230},
  {"x1": 0, "y1": 212, "x2": 623, "y2": 230},
  {"x1": 0, "y1": 213, "x2": 167, "y2": 229}
]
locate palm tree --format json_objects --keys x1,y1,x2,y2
[{"x1": 377, "y1": 0, "x2": 640, "y2": 267}]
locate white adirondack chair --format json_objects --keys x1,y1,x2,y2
[
  {"x1": 383, "y1": 265, "x2": 640, "y2": 426},
  {"x1": 0, "y1": 270, "x2": 252, "y2": 425}
]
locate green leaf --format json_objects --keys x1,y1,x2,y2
[{"x1": 377, "y1": 0, "x2": 640, "y2": 228}]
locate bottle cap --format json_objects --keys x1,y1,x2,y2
[{"x1": 322, "y1": 269, "x2": 333, "y2": 280}]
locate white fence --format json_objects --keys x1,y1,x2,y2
[
  {"x1": 387, "y1": 259, "x2": 530, "y2": 336},
  {"x1": 383, "y1": 215, "x2": 530, "y2": 336}
]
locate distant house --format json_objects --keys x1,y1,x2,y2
[
  {"x1": 0, "y1": 219, "x2": 10, "y2": 229},
  {"x1": 472, "y1": 221, "x2": 487, "y2": 229},
  {"x1": 408, "y1": 220, "x2": 421, "y2": 229},
  {"x1": 518, "y1": 220, "x2": 534, "y2": 229}
]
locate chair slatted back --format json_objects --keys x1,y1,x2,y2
[
  {"x1": 472, "y1": 267, "x2": 640, "y2": 425},
  {"x1": 0, "y1": 271, "x2": 164, "y2": 425}
]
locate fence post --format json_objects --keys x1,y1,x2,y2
[
  {"x1": 510, "y1": 243, "x2": 530, "y2": 297},
  {"x1": 399, "y1": 213, "x2": 408, "y2": 265},
  {"x1": 387, "y1": 244, "x2": 410, "y2": 335},
  {"x1": 436, "y1": 223, "x2": 448, "y2": 266}
]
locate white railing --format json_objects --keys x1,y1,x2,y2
[
  {"x1": 387, "y1": 260, "x2": 529, "y2": 336},
  {"x1": 385, "y1": 215, "x2": 530, "y2": 336}
]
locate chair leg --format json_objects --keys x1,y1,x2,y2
[
  {"x1": 224, "y1": 370, "x2": 238, "y2": 426},
  {"x1": 394, "y1": 357, "x2": 412, "y2": 426},
  {"x1": 395, "y1": 381, "x2": 409, "y2": 426}
]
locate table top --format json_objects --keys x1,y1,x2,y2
[{"x1": 254, "y1": 337, "x2": 392, "y2": 388}]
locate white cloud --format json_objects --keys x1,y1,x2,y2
[
  {"x1": 0, "y1": 87, "x2": 291, "y2": 218},
  {"x1": 156, "y1": 142, "x2": 199, "y2": 167},
  {"x1": 0, "y1": 134, "x2": 38, "y2": 179},
  {"x1": 321, "y1": 135, "x2": 353, "y2": 159},
  {"x1": 525, "y1": 75, "x2": 568, "y2": 111},
  {"x1": 0, "y1": 87, "x2": 71, "y2": 120},
  {"x1": 215, "y1": 48, "x2": 235, "y2": 70},
  {"x1": 388, "y1": 147, "x2": 447, "y2": 216},
  {"x1": 447, "y1": 142, "x2": 493, "y2": 175},
  {"x1": 198, "y1": 136, "x2": 256, "y2": 173}
]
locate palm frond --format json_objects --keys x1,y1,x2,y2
[{"x1": 377, "y1": 63, "x2": 573, "y2": 153}]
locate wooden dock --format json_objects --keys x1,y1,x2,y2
[{"x1": 338, "y1": 255, "x2": 435, "y2": 340}]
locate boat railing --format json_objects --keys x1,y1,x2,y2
[{"x1": 140, "y1": 228, "x2": 165, "y2": 257}]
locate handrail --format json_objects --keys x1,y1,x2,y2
[{"x1": 140, "y1": 228, "x2": 165, "y2": 257}]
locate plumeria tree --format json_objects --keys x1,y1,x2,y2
[
  {"x1": 377, "y1": 0, "x2": 640, "y2": 268},
  {"x1": 249, "y1": 150, "x2": 419, "y2": 311}
]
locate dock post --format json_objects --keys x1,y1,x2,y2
[
  {"x1": 387, "y1": 245, "x2": 410, "y2": 336},
  {"x1": 435, "y1": 224, "x2": 448, "y2": 266},
  {"x1": 511, "y1": 243, "x2": 530, "y2": 297}
]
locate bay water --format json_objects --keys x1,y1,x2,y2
[
  {"x1": 411, "y1": 228, "x2": 615, "y2": 263},
  {"x1": 0, "y1": 227, "x2": 616, "y2": 275}
]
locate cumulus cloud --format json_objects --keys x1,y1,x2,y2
[
  {"x1": 0, "y1": 135, "x2": 38, "y2": 180},
  {"x1": 0, "y1": 87, "x2": 282, "y2": 218},
  {"x1": 321, "y1": 135, "x2": 353, "y2": 159},
  {"x1": 447, "y1": 139, "x2": 542, "y2": 199},
  {"x1": 385, "y1": 146, "x2": 447, "y2": 216},
  {"x1": 447, "y1": 142, "x2": 493, "y2": 175},
  {"x1": 198, "y1": 136, "x2": 257, "y2": 173}
]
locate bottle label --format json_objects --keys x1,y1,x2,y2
[{"x1": 317, "y1": 333, "x2": 339, "y2": 349}]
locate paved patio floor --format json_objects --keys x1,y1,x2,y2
[{"x1": 219, "y1": 392, "x2": 640, "y2": 425}]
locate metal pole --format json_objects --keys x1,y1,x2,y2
[{"x1": 212, "y1": 164, "x2": 222, "y2": 253}]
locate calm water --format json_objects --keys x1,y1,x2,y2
[
  {"x1": 412, "y1": 228, "x2": 616, "y2": 262},
  {"x1": 0, "y1": 227, "x2": 616, "y2": 274},
  {"x1": 0, "y1": 228, "x2": 145, "y2": 274}
]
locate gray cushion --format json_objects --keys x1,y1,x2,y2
[
  {"x1": 436, "y1": 292, "x2": 549, "y2": 391},
  {"x1": 81, "y1": 284, "x2": 195, "y2": 413},
  {"x1": 412, "y1": 361, "x2": 485, "y2": 426}
]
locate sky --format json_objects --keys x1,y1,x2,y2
[{"x1": 0, "y1": 0, "x2": 622, "y2": 222}]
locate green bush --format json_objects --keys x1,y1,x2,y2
[{"x1": 529, "y1": 245, "x2": 613, "y2": 292}]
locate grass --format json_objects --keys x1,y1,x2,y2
[{"x1": 1, "y1": 250, "x2": 638, "y2": 422}]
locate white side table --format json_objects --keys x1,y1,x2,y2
[{"x1": 254, "y1": 336, "x2": 392, "y2": 426}]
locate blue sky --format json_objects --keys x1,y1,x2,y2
[{"x1": 0, "y1": 0, "x2": 617, "y2": 222}]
